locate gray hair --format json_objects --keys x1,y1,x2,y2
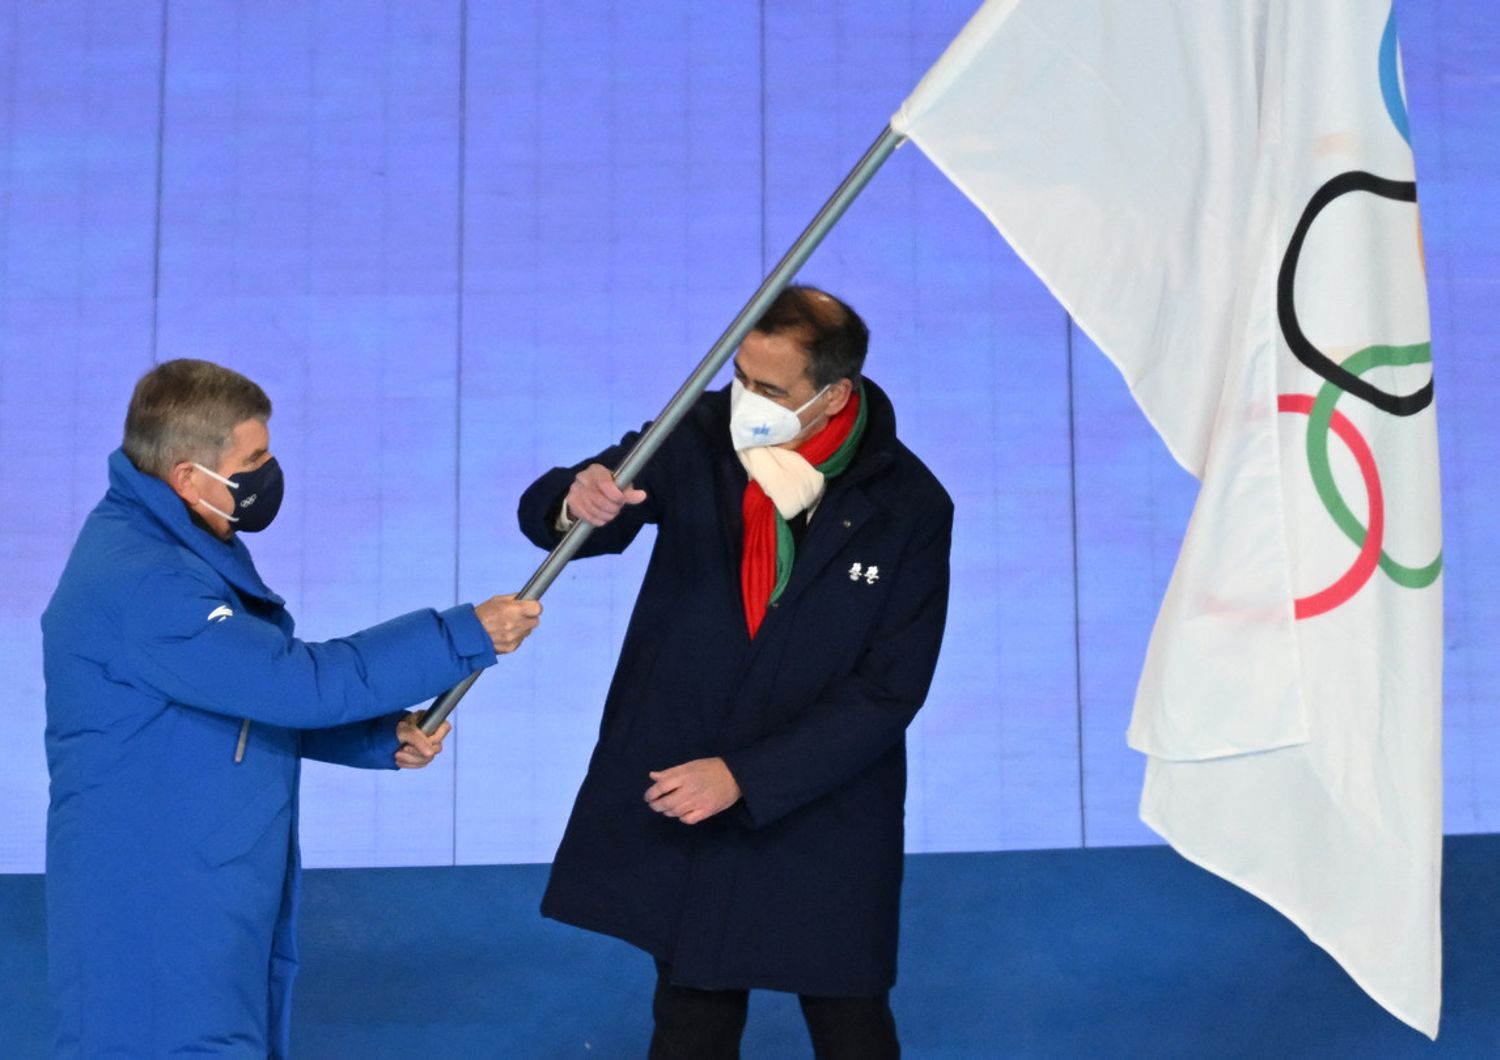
[{"x1": 122, "y1": 359, "x2": 272, "y2": 477}]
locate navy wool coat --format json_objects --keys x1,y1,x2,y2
[
  {"x1": 42, "y1": 449, "x2": 498, "y2": 1058},
  {"x1": 519, "y1": 379, "x2": 952, "y2": 997}
]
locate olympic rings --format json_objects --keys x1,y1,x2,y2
[{"x1": 1274, "y1": 5, "x2": 1439, "y2": 620}]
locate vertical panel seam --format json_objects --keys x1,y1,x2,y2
[
  {"x1": 758, "y1": 0, "x2": 767, "y2": 273},
  {"x1": 1067, "y1": 313, "x2": 1086, "y2": 848},
  {"x1": 451, "y1": 0, "x2": 469, "y2": 868},
  {"x1": 149, "y1": 0, "x2": 170, "y2": 364}
]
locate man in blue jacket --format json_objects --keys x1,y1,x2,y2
[
  {"x1": 43, "y1": 358, "x2": 541, "y2": 1058},
  {"x1": 519, "y1": 286, "x2": 952, "y2": 1059}
]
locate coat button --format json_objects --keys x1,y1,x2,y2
[{"x1": 842, "y1": 518, "x2": 852, "y2": 528}]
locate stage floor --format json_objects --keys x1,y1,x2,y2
[{"x1": 3, "y1": 836, "x2": 1495, "y2": 1057}]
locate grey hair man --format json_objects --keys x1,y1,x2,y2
[{"x1": 42, "y1": 358, "x2": 540, "y2": 1057}]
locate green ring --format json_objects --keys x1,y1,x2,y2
[{"x1": 1305, "y1": 342, "x2": 1442, "y2": 589}]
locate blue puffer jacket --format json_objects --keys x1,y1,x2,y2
[{"x1": 42, "y1": 449, "x2": 496, "y2": 1058}]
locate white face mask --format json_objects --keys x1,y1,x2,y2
[{"x1": 729, "y1": 379, "x2": 829, "y2": 450}]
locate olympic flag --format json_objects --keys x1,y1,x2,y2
[{"x1": 893, "y1": 0, "x2": 1443, "y2": 1035}]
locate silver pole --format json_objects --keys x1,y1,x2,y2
[{"x1": 420, "y1": 124, "x2": 905, "y2": 735}]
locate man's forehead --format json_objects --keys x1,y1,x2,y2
[
  {"x1": 228, "y1": 418, "x2": 270, "y2": 457},
  {"x1": 740, "y1": 330, "x2": 812, "y2": 376}
]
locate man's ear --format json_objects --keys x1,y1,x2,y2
[
  {"x1": 166, "y1": 462, "x2": 197, "y2": 504},
  {"x1": 823, "y1": 378, "x2": 854, "y2": 418}
]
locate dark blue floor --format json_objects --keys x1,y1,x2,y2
[{"x1": 3, "y1": 836, "x2": 1495, "y2": 1057}]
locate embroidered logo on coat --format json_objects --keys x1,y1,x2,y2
[
  {"x1": 207, "y1": 604, "x2": 234, "y2": 623},
  {"x1": 848, "y1": 563, "x2": 881, "y2": 585}
]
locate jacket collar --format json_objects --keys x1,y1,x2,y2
[
  {"x1": 106, "y1": 448, "x2": 284, "y2": 606},
  {"x1": 838, "y1": 377, "x2": 898, "y2": 487}
]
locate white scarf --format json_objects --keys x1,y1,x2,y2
[{"x1": 737, "y1": 445, "x2": 826, "y2": 520}]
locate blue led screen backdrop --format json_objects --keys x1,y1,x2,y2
[{"x1": 1, "y1": 0, "x2": 1493, "y2": 870}]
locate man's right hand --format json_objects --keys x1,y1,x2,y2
[
  {"x1": 473, "y1": 594, "x2": 542, "y2": 655},
  {"x1": 565, "y1": 463, "x2": 647, "y2": 527}
]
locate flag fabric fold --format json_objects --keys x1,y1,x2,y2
[{"x1": 894, "y1": 0, "x2": 1443, "y2": 1036}]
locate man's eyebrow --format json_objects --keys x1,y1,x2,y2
[{"x1": 244, "y1": 448, "x2": 267, "y2": 465}]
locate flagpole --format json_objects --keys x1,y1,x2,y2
[{"x1": 419, "y1": 124, "x2": 906, "y2": 735}]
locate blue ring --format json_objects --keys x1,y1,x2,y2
[{"x1": 1379, "y1": 7, "x2": 1411, "y2": 145}]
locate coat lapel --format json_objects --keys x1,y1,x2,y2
[
  {"x1": 746, "y1": 484, "x2": 877, "y2": 652},
  {"x1": 782, "y1": 486, "x2": 876, "y2": 604}
]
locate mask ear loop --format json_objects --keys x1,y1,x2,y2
[
  {"x1": 192, "y1": 463, "x2": 241, "y2": 523},
  {"x1": 792, "y1": 384, "x2": 832, "y2": 416},
  {"x1": 193, "y1": 462, "x2": 241, "y2": 490}
]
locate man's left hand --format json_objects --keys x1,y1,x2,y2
[
  {"x1": 395, "y1": 713, "x2": 450, "y2": 769},
  {"x1": 645, "y1": 758, "x2": 741, "y2": 825}
]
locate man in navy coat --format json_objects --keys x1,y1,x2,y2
[
  {"x1": 519, "y1": 286, "x2": 952, "y2": 1059},
  {"x1": 42, "y1": 358, "x2": 541, "y2": 1058}
]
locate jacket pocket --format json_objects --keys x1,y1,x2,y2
[{"x1": 196, "y1": 782, "x2": 292, "y2": 867}]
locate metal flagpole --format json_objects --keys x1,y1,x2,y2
[{"x1": 420, "y1": 124, "x2": 906, "y2": 735}]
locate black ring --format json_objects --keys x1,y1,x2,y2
[{"x1": 1277, "y1": 170, "x2": 1432, "y2": 417}]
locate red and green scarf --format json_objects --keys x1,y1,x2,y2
[{"x1": 740, "y1": 384, "x2": 868, "y2": 637}]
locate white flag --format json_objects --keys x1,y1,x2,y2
[{"x1": 894, "y1": 0, "x2": 1443, "y2": 1036}]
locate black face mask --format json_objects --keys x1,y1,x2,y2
[{"x1": 193, "y1": 457, "x2": 285, "y2": 533}]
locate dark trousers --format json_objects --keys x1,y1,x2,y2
[{"x1": 648, "y1": 961, "x2": 899, "y2": 1060}]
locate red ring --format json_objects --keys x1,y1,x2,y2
[{"x1": 1278, "y1": 393, "x2": 1384, "y2": 619}]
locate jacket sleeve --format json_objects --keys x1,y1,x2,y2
[
  {"x1": 120, "y1": 568, "x2": 498, "y2": 730},
  {"x1": 721, "y1": 498, "x2": 953, "y2": 829},
  {"x1": 516, "y1": 423, "x2": 665, "y2": 556},
  {"x1": 299, "y1": 710, "x2": 406, "y2": 769}
]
